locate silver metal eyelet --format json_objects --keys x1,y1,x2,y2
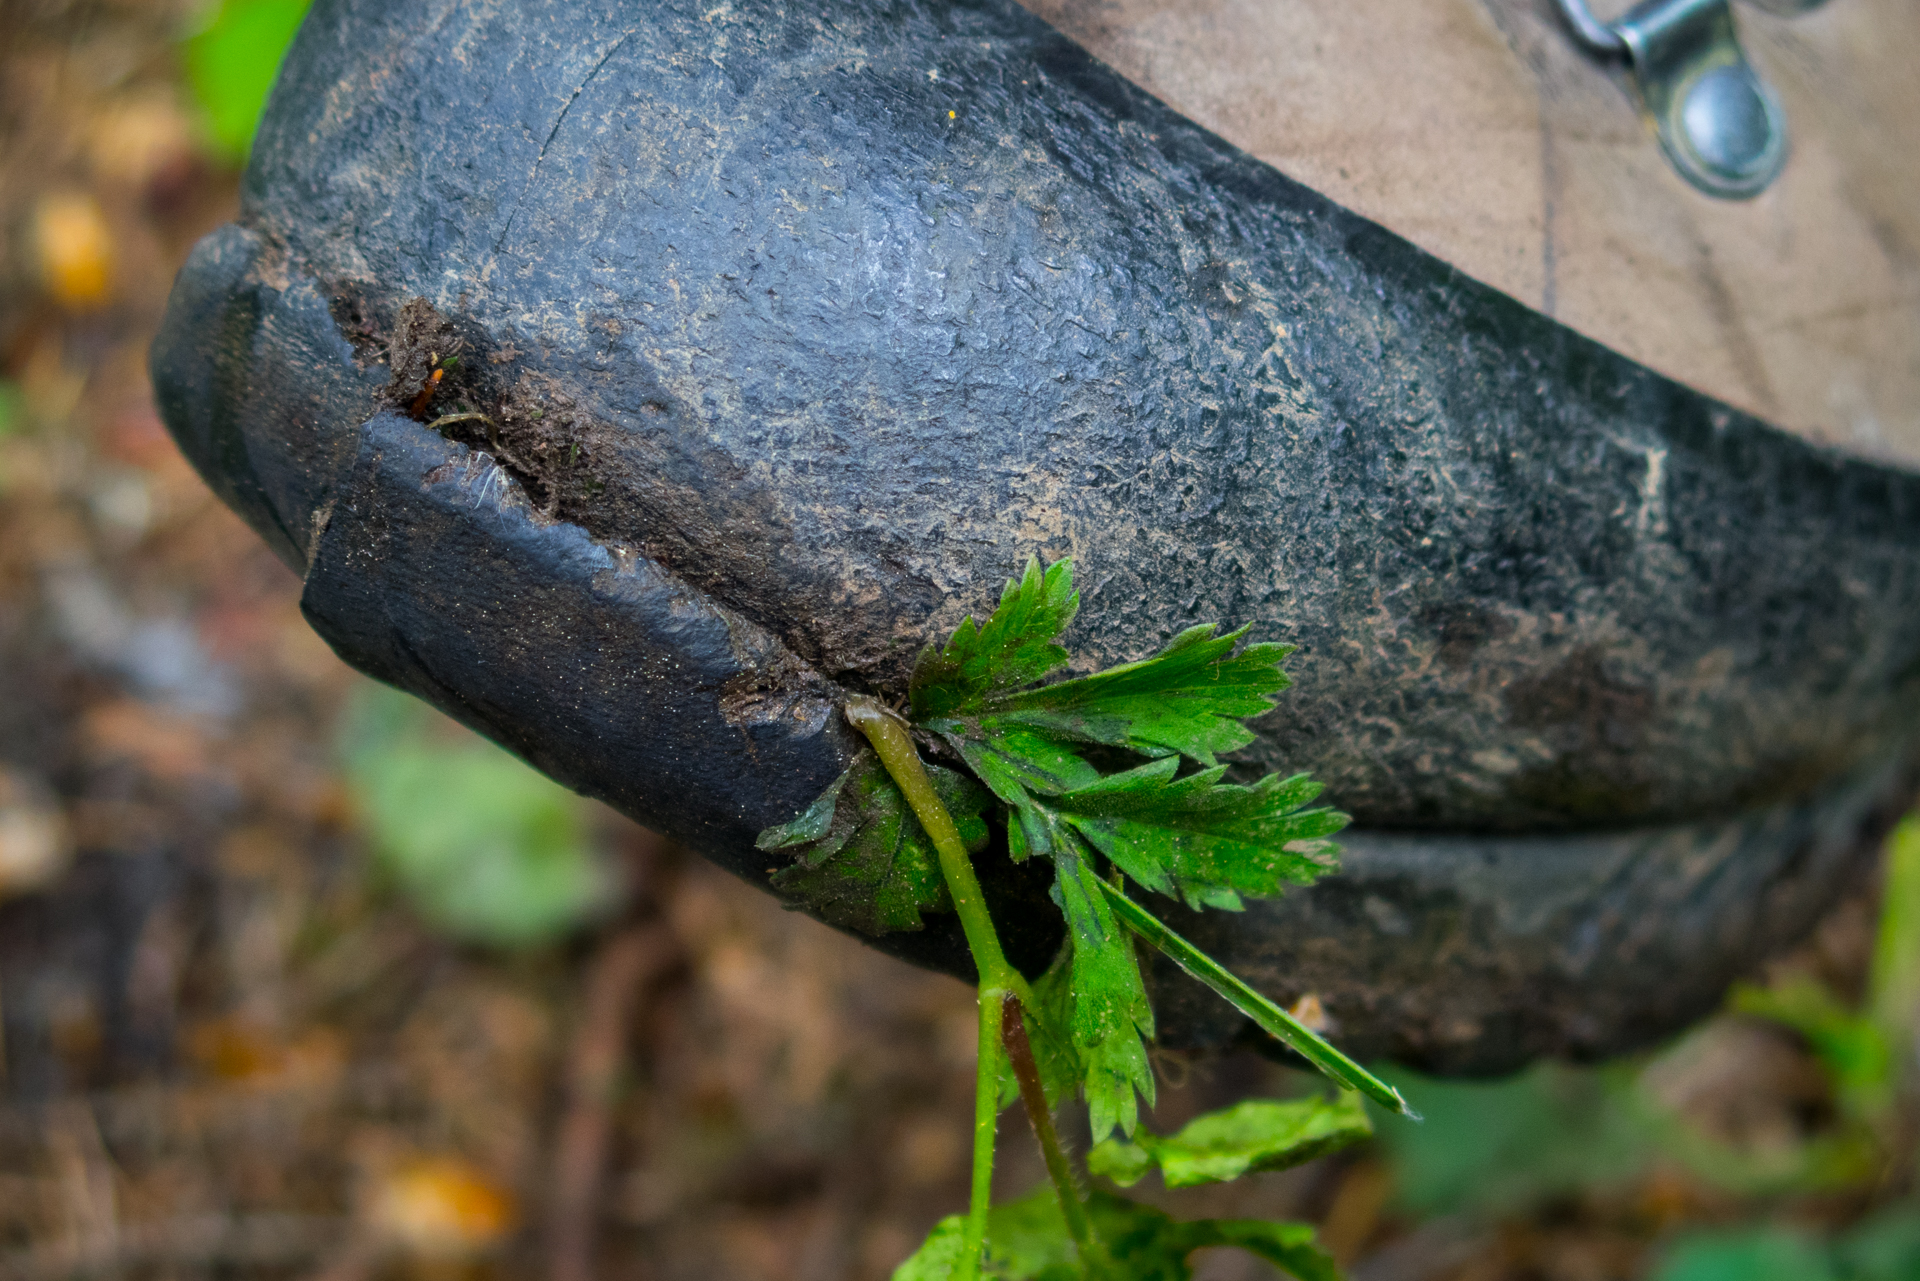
[{"x1": 1553, "y1": 0, "x2": 1825, "y2": 199}]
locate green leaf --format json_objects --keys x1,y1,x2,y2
[
  {"x1": 182, "y1": 0, "x2": 314, "y2": 161},
  {"x1": 889, "y1": 1193, "x2": 1083, "y2": 1281},
  {"x1": 912, "y1": 560, "x2": 1301, "y2": 768},
  {"x1": 1155, "y1": 1214, "x2": 1341, "y2": 1281},
  {"x1": 911, "y1": 1186, "x2": 1343, "y2": 1281},
  {"x1": 990, "y1": 842, "x2": 1157, "y2": 1142},
  {"x1": 1083, "y1": 1023, "x2": 1154, "y2": 1146},
  {"x1": 911, "y1": 557, "x2": 1079, "y2": 720},
  {"x1": 1049, "y1": 757, "x2": 1345, "y2": 911},
  {"x1": 1089, "y1": 1093, "x2": 1372, "y2": 1189},
  {"x1": 983, "y1": 624, "x2": 1295, "y2": 766},
  {"x1": 758, "y1": 750, "x2": 988, "y2": 935},
  {"x1": 998, "y1": 944, "x2": 1085, "y2": 1114},
  {"x1": 1086, "y1": 1136, "x2": 1156, "y2": 1187},
  {"x1": 755, "y1": 769, "x2": 849, "y2": 850},
  {"x1": 948, "y1": 728, "x2": 1102, "y2": 831},
  {"x1": 341, "y1": 684, "x2": 613, "y2": 948},
  {"x1": 891, "y1": 1215, "x2": 971, "y2": 1281},
  {"x1": 912, "y1": 558, "x2": 1345, "y2": 914},
  {"x1": 981, "y1": 1187, "x2": 1084, "y2": 1280},
  {"x1": 1056, "y1": 855, "x2": 1154, "y2": 1141},
  {"x1": 946, "y1": 724, "x2": 1345, "y2": 913},
  {"x1": 888, "y1": 553, "x2": 1403, "y2": 1158}
]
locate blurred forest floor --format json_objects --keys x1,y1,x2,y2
[{"x1": 2, "y1": 3, "x2": 1919, "y2": 1280}]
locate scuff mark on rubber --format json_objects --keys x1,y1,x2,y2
[{"x1": 492, "y1": 29, "x2": 639, "y2": 256}]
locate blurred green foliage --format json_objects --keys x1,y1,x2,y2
[
  {"x1": 0, "y1": 379, "x2": 24, "y2": 494},
  {"x1": 1873, "y1": 817, "x2": 1920, "y2": 1044},
  {"x1": 1652, "y1": 1226, "x2": 1839, "y2": 1281},
  {"x1": 1652, "y1": 1208, "x2": 1920, "y2": 1281},
  {"x1": 341, "y1": 683, "x2": 617, "y2": 948},
  {"x1": 1647, "y1": 816, "x2": 1920, "y2": 1278},
  {"x1": 1731, "y1": 976, "x2": 1892, "y2": 1118},
  {"x1": 1369, "y1": 1062, "x2": 1649, "y2": 1218},
  {"x1": 181, "y1": 0, "x2": 314, "y2": 161},
  {"x1": 1373, "y1": 1033, "x2": 1880, "y2": 1214},
  {"x1": 1718, "y1": 815, "x2": 1920, "y2": 1128},
  {"x1": 1839, "y1": 1209, "x2": 1920, "y2": 1280},
  {"x1": 1369, "y1": 814, "x2": 1920, "y2": 1275},
  {"x1": 0, "y1": 380, "x2": 23, "y2": 438}
]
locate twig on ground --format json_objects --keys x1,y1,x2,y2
[{"x1": 545, "y1": 828, "x2": 683, "y2": 1281}]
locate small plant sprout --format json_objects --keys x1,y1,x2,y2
[{"x1": 757, "y1": 557, "x2": 1416, "y2": 1280}]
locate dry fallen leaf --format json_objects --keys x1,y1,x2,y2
[
  {"x1": 33, "y1": 191, "x2": 115, "y2": 310},
  {"x1": 371, "y1": 1157, "x2": 518, "y2": 1258},
  {"x1": 80, "y1": 699, "x2": 212, "y2": 782},
  {"x1": 0, "y1": 765, "x2": 72, "y2": 899},
  {"x1": 87, "y1": 92, "x2": 196, "y2": 192},
  {"x1": 188, "y1": 1018, "x2": 345, "y2": 1086},
  {"x1": 1288, "y1": 992, "x2": 1331, "y2": 1034}
]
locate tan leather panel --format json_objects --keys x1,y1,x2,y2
[{"x1": 1020, "y1": 0, "x2": 1920, "y2": 466}]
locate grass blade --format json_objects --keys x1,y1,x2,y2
[{"x1": 1098, "y1": 881, "x2": 1419, "y2": 1119}]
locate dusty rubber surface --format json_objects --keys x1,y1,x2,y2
[{"x1": 152, "y1": 0, "x2": 1920, "y2": 1069}]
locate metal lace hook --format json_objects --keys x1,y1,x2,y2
[
  {"x1": 1549, "y1": 0, "x2": 1817, "y2": 198},
  {"x1": 1553, "y1": 0, "x2": 1627, "y2": 57}
]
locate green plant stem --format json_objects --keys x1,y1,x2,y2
[
  {"x1": 964, "y1": 987, "x2": 1006, "y2": 1279},
  {"x1": 1097, "y1": 881, "x2": 1419, "y2": 1119},
  {"x1": 1002, "y1": 996, "x2": 1109, "y2": 1275},
  {"x1": 846, "y1": 695, "x2": 1035, "y2": 1280},
  {"x1": 847, "y1": 697, "x2": 1016, "y2": 984}
]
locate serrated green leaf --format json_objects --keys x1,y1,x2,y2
[
  {"x1": 984, "y1": 624, "x2": 1294, "y2": 766},
  {"x1": 1150, "y1": 1092, "x2": 1371, "y2": 1186},
  {"x1": 998, "y1": 943, "x2": 1084, "y2": 1114},
  {"x1": 758, "y1": 750, "x2": 988, "y2": 935},
  {"x1": 1089, "y1": 1093, "x2": 1372, "y2": 1189},
  {"x1": 1085, "y1": 1027, "x2": 1154, "y2": 1145},
  {"x1": 881, "y1": 553, "x2": 1401, "y2": 1159},
  {"x1": 1026, "y1": 945, "x2": 1086, "y2": 1109},
  {"x1": 938, "y1": 725, "x2": 1103, "y2": 813},
  {"x1": 1160, "y1": 1213, "x2": 1342, "y2": 1281},
  {"x1": 889, "y1": 1193, "x2": 1082, "y2": 1281},
  {"x1": 911, "y1": 557, "x2": 1079, "y2": 720},
  {"x1": 1090, "y1": 1192, "x2": 1341, "y2": 1281},
  {"x1": 914, "y1": 560, "x2": 1342, "y2": 914},
  {"x1": 1049, "y1": 757, "x2": 1346, "y2": 910},
  {"x1": 1054, "y1": 854, "x2": 1154, "y2": 1140},
  {"x1": 917, "y1": 1186, "x2": 1343, "y2": 1281}
]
